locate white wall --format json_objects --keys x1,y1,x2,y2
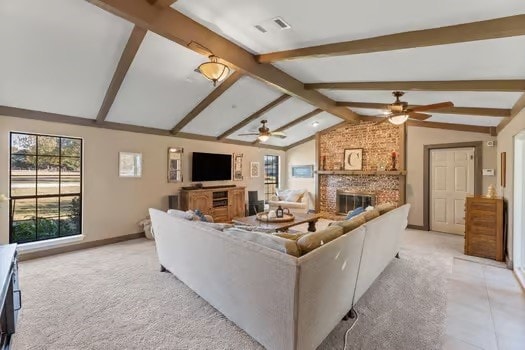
[
  {"x1": 497, "y1": 108, "x2": 525, "y2": 264},
  {"x1": 0, "y1": 116, "x2": 285, "y2": 245},
  {"x1": 285, "y1": 139, "x2": 316, "y2": 209},
  {"x1": 406, "y1": 126, "x2": 497, "y2": 227}
]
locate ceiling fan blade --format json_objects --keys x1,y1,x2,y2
[
  {"x1": 409, "y1": 101, "x2": 454, "y2": 112},
  {"x1": 408, "y1": 112, "x2": 431, "y2": 121},
  {"x1": 238, "y1": 133, "x2": 260, "y2": 136},
  {"x1": 270, "y1": 133, "x2": 287, "y2": 139}
]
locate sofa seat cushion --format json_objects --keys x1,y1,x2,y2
[
  {"x1": 225, "y1": 227, "x2": 301, "y2": 257},
  {"x1": 297, "y1": 226, "x2": 343, "y2": 255},
  {"x1": 268, "y1": 200, "x2": 306, "y2": 209},
  {"x1": 330, "y1": 215, "x2": 366, "y2": 234},
  {"x1": 195, "y1": 222, "x2": 233, "y2": 231},
  {"x1": 376, "y1": 203, "x2": 397, "y2": 215}
]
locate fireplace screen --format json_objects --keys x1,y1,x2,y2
[{"x1": 337, "y1": 191, "x2": 376, "y2": 214}]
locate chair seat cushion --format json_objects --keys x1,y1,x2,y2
[{"x1": 268, "y1": 200, "x2": 306, "y2": 209}]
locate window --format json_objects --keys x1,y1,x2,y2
[
  {"x1": 264, "y1": 155, "x2": 279, "y2": 202},
  {"x1": 9, "y1": 132, "x2": 82, "y2": 244}
]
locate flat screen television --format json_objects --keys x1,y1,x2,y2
[{"x1": 192, "y1": 152, "x2": 232, "y2": 182}]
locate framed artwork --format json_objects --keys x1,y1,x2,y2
[
  {"x1": 250, "y1": 161, "x2": 260, "y2": 178},
  {"x1": 501, "y1": 152, "x2": 506, "y2": 188},
  {"x1": 291, "y1": 165, "x2": 314, "y2": 178},
  {"x1": 233, "y1": 153, "x2": 243, "y2": 181},
  {"x1": 344, "y1": 148, "x2": 363, "y2": 171},
  {"x1": 119, "y1": 152, "x2": 142, "y2": 178},
  {"x1": 168, "y1": 147, "x2": 183, "y2": 183}
]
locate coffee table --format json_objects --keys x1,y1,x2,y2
[{"x1": 232, "y1": 213, "x2": 321, "y2": 232}]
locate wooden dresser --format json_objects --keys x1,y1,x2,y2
[
  {"x1": 180, "y1": 186, "x2": 246, "y2": 222},
  {"x1": 464, "y1": 196, "x2": 504, "y2": 261}
]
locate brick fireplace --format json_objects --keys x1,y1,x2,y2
[{"x1": 317, "y1": 121, "x2": 405, "y2": 215}]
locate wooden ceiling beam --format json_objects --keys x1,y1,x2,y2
[
  {"x1": 86, "y1": 0, "x2": 360, "y2": 123},
  {"x1": 496, "y1": 92, "x2": 525, "y2": 133},
  {"x1": 252, "y1": 108, "x2": 323, "y2": 145},
  {"x1": 406, "y1": 119, "x2": 494, "y2": 135},
  {"x1": 257, "y1": 15, "x2": 525, "y2": 62},
  {"x1": 216, "y1": 95, "x2": 291, "y2": 140},
  {"x1": 0, "y1": 106, "x2": 285, "y2": 151},
  {"x1": 96, "y1": 25, "x2": 147, "y2": 123},
  {"x1": 171, "y1": 71, "x2": 243, "y2": 134},
  {"x1": 336, "y1": 102, "x2": 510, "y2": 117},
  {"x1": 305, "y1": 80, "x2": 525, "y2": 92}
]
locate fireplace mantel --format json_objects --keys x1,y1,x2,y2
[{"x1": 316, "y1": 170, "x2": 406, "y2": 176}]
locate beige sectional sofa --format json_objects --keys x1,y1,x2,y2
[{"x1": 149, "y1": 204, "x2": 410, "y2": 350}]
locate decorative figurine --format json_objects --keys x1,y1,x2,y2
[
  {"x1": 391, "y1": 150, "x2": 398, "y2": 171},
  {"x1": 486, "y1": 184, "x2": 496, "y2": 198},
  {"x1": 276, "y1": 205, "x2": 284, "y2": 218}
]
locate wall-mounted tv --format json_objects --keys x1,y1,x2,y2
[{"x1": 192, "y1": 152, "x2": 232, "y2": 182}]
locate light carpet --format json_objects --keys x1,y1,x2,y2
[{"x1": 13, "y1": 236, "x2": 446, "y2": 350}]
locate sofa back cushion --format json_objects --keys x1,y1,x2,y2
[
  {"x1": 330, "y1": 215, "x2": 366, "y2": 234},
  {"x1": 225, "y1": 227, "x2": 301, "y2": 257},
  {"x1": 359, "y1": 208, "x2": 380, "y2": 222},
  {"x1": 297, "y1": 226, "x2": 343, "y2": 255},
  {"x1": 376, "y1": 202, "x2": 397, "y2": 215}
]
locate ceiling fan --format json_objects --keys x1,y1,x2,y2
[
  {"x1": 376, "y1": 91, "x2": 454, "y2": 125},
  {"x1": 238, "y1": 120, "x2": 286, "y2": 142}
]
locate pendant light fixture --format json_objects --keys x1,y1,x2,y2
[{"x1": 197, "y1": 55, "x2": 230, "y2": 86}]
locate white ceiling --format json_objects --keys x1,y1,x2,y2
[
  {"x1": 228, "y1": 97, "x2": 319, "y2": 142},
  {"x1": 2, "y1": 0, "x2": 523, "y2": 148},
  {"x1": 0, "y1": 0, "x2": 133, "y2": 118},
  {"x1": 321, "y1": 90, "x2": 523, "y2": 109},
  {"x1": 106, "y1": 32, "x2": 219, "y2": 129},
  {"x1": 174, "y1": 0, "x2": 525, "y2": 54},
  {"x1": 264, "y1": 112, "x2": 342, "y2": 147},
  {"x1": 275, "y1": 36, "x2": 525, "y2": 82},
  {"x1": 181, "y1": 76, "x2": 281, "y2": 136}
]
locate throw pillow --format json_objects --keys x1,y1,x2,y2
[
  {"x1": 285, "y1": 189, "x2": 305, "y2": 203},
  {"x1": 345, "y1": 206, "x2": 365, "y2": 220},
  {"x1": 225, "y1": 227, "x2": 301, "y2": 257},
  {"x1": 357, "y1": 208, "x2": 380, "y2": 222},
  {"x1": 194, "y1": 209, "x2": 208, "y2": 222},
  {"x1": 273, "y1": 232, "x2": 305, "y2": 241},
  {"x1": 376, "y1": 203, "x2": 397, "y2": 215},
  {"x1": 331, "y1": 215, "x2": 366, "y2": 234},
  {"x1": 167, "y1": 209, "x2": 194, "y2": 220},
  {"x1": 297, "y1": 226, "x2": 343, "y2": 255},
  {"x1": 196, "y1": 221, "x2": 233, "y2": 231}
]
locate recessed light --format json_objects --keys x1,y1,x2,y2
[{"x1": 312, "y1": 121, "x2": 320, "y2": 127}]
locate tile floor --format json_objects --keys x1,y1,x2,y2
[{"x1": 401, "y1": 229, "x2": 525, "y2": 350}]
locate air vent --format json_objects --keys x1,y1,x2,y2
[
  {"x1": 272, "y1": 17, "x2": 291, "y2": 30},
  {"x1": 254, "y1": 24, "x2": 267, "y2": 33}
]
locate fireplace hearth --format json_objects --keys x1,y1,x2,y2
[{"x1": 337, "y1": 191, "x2": 376, "y2": 214}]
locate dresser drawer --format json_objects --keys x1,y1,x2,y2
[{"x1": 468, "y1": 201, "x2": 496, "y2": 212}]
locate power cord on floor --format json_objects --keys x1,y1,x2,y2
[{"x1": 343, "y1": 310, "x2": 359, "y2": 350}]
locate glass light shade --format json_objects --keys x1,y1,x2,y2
[
  {"x1": 198, "y1": 56, "x2": 230, "y2": 86},
  {"x1": 258, "y1": 135, "x2": 270, "y2": 142},
  {"x1": 388, "y1": 114, "x2": 409, "y2": 125}
]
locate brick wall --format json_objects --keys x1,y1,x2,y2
[{"x1": 319, "y1": 121, "x2": 402, "y2": 214}]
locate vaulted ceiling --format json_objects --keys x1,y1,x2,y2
[{"x1": 1, "y1": 0, "x2": 525, "y2": 150}]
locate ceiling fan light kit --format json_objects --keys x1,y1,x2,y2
[
  {"x1": 197, "y1": 55, "x2": 231, "y2": 86},
  {"x1": 388, "y1": 114, "x2": 409, "y2": 125},
  {"x1": 258, "y1": 134, "x2": 270, "y2": 142}
]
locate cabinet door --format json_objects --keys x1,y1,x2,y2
[
  {"x1": 189, "y1": 192, "x2": 212, "y2": 214},
  {"x1": 230, "y1": 189, "x2": 246, "y2": 219}
]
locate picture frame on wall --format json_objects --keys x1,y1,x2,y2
[
  {"x1": 250, "y1": 161, "x2": 260, "y2": 178},
  {"x1": 168, "y1": 147, "x2": 183, "y2": 183},
  {"x1": 501, "y1": 152, "x2": 506, "y2": 188},
  {"x1": 343, "y1": 148, "x2": 363, "y2": 171},
  {"x1": 119, "y1": 152, "x2": 142, "y2": 178},
  {"x1": 291, "y1": 165, "x2": 314, "y2": 178},
  {"x1": 233, "y1": 153, "x2": 243, "y2": 181}
]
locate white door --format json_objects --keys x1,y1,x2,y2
[
  {"x1": 430, "y1": 147, "x2": 475, "y2": 235},
  {"x1": 514, "y1": 131, "x2": 525, "y2": 285}
]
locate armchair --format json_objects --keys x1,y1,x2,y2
[{"x1": 268, "y1": 189, "x2": 309, "y2": 215}]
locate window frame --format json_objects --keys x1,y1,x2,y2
[
  {"x1": 263, "y1": 155, "x2": 280, "y2": 202},
  {"x1": 9, "y1": 132, "x2": 83, "y2": 244}
]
